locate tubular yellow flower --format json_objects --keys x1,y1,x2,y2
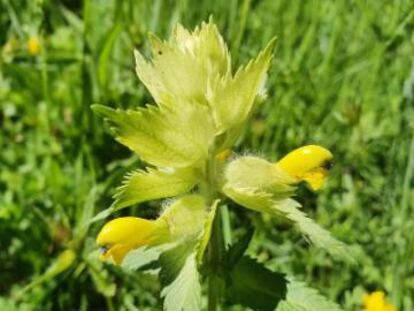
[
  {"x1": 275, "y1": 145, "x2": 333, "y2": 191},
  {"x1": 96, "y1": 217, "x2": 169, "y2": 264},
  {"x1": 363, "y1": 291, "x2": 396, "y2": 311},
  {"x1": 27, "y1": 36, "x2": 41, "y2": 56}
]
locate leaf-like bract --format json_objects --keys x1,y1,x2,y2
[
  {"x1": 270, "y1": 199, "x2": 353, "y2": 262},
  {"x1": 207, "y1": 39, "x2": 276, "y2": 134},
  {"x1": 160, "y1": 244, "x2": 201, "y2": 311},
  {"x1": 223, "y1": 156, "x2": 352, "y2": 261},
  {"x1": 114, "y1": 167, "x2": 199, "y2": 210},
  {"x1": 227, "y1": 256, "x2": 287, "y2": 311},
  {"x1": 92, "y1": 103, "x2": 215, "y2": 168},
  {"x1": 121, "y1": 245, "x2": 167, "y2": 271},
  {"x1": 276, "y1": 280, "x2": 343, "y2": 311},
  {"x1": 196, "y1": 199, "x2": 220, "y2": 263},
  {"x1": 134, "y1": 21, "x2": 230, "y2": 105}
]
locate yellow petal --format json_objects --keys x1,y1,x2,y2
[
  {"x1": 275, "y1": 145, "x2": 333, "y2": 191},
  {"x1": 103, "y1": 244, "x2": 132, "y2": 265},
  {"x1": 276, "y1": 145, "x2": 333, "y2": 178},
  {"x1": 96, "y1": 216, "x2": 169, "y2": 264},
  {"x1": 302, "y1": 168, "x2": 328, "y2": 191}
]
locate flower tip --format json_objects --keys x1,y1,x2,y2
[{"x1": 275, "y1": 145, "x2": 333, "y2": 190}]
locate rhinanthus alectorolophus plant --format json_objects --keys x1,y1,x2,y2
[{"x1": 92, "y1": 19, "x2": 351, "y2": 311}]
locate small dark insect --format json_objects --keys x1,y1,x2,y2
[
  {"x1": 323, "y1": 161, "x2": 334, "y2": 170},
  {"x1": 99, "y1": 246, "x2": 109, "y2": 254}
]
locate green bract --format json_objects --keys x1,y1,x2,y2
[{"x1": 94, "y1": 19, "x2": 350, "y2": 311}]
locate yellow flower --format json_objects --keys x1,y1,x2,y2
[
  {"x1": 96, "y1": 217, "x2": 169, "y2": 264},
  {"x1": 363, "y1": 291, "x2": 396, "y2": 311},
  {"x1": 27, "y1": 36, "x2": 41, "y2": 56},
  {"x1": 275, "y1": 145, "x2": 333, "y2": 191}
]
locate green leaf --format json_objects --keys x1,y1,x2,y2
[
  {"x1": 159, "y1": 243, "x2": 201, "y2": 311},
  {"x1": 196, "y1": 199, "x2": 220, "y2": 263},
  {"x1": 225, "y1": 182, "x2": 352, "y2": 261},
  {"x1": 276, "y1": 280, "x2": 343, "y2": 311},
  {"x1": 226, "y1": 256, "x2": 287, "y2": 311},
  {"x1": 269, "y1": 199, "x2": 354, "y2": 262},
  {"x1": 225, "y1": 227, "x2": 254, "y2": 268},
  {"x1": 134, "y1": 21, "x2": 230, "y2": 105},
  {"x1": 18, "y1": 249, "x2": 77, "y2": 296},
  {"x1": 114, "y1": 167, "x2": 200, "y2": 210},
  {"x1": 97, "y1": 24, "x2": 122, "y2": 89},
  {"x1": 89, "y1": 265, "x2": 116, "y2": 297},
  {"x1": 122, "y1": 245, "x2": 167, "y2": 271},
  {"x1": 92, "y1": 103, "x2": 215, "y2": 168},
  {"x1": 208, "y1": 38, "x2": 276, "y2": 134}
]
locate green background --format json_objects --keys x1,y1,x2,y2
[{"x1": 1, "y1": 0, "x2": 413, "y2": 310}]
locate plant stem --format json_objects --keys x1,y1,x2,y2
[
  {"x1": 202, "y1": 151, "x2": 226, "y2": 311},
  {"x1": 208, "y1": 209, "x2": 225, "y2": 311}
]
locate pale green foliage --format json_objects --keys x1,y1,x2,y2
[
  {"x1": 161, "y1": 253, "x2": 201, "y2": 311},
  {"x1": 92, "y1": 102, "x2": 215, "y2": 168},
  {"x1": 276, "y1": 280, "x2": 343, "y2": 311},
  {"x1": 134, "y1": 21, "x2": 230, "y2": 105},
  {"x1": 208, "y1": 39, "x2": 276, "y2": 135},
  {"x1": 196, "y1": 199, "x2": 219, "y2": 263},
  {"x1": 269, "y1": 200, "x2": 353, "y2": 261},
  {"x1": 223, "y1": 156, "x2": 295, "y2": 198},
  {"x1": 122, "y1": 245, "x2": 169, "y2": 271},
  {"x1": 223, "y1": 156, "x2": 350, "y2": 260},
  {"x1": 114, "y1": 167, "x2": 199, "y2": 209},
  {"x1": 134, "y1": 19, "x2": 274, "y2": 139}
]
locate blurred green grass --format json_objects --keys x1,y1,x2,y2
[{"x1": 0, "y1": 0, "x2": 413, "y2": 310}]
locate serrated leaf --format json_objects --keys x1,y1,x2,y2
[
  {"x1": 121, "y1": 245, "x2": 169, "y2": 271},
  {"x1": 276, "y1": 280, "x2": 343, "y2": 311},
  {"x1": 134, "y1": 21, "x2": 230, "y2": 105},
  {"x1": 114, "y1": 167, "x2": 199, "y2": 210},
  {"x1": 269, "y1": 199, "x2": 354, "y2": 262},
  {"x1": 92, "y1": 102, "x2": 215, "y2": 168},
  {"x1": 159, "y1": 242, "x2": 196, "y2": 286},
  {"x1": 159, "y1": 243, "x2": 201, "y2": 311},
  {"x1": 207, "y1": 38, "x2": 276, "y2": 134},
  {"x1": 225, "y1": 184, "x2": 351, "y2": 261},
  {"x1": 227, "y1": 256, "x2": 287, "y2": 311},
  {"x1": 222, "y1": 156, "x2": 352, "y2": 262},
  {"x1": 196, "y1": 199, "x2": 220, "y2": 263}
]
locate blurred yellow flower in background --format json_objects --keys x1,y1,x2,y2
[
  {"x1": 363, "y1": 291, "x2": 396, "y2": 311},
  {"x1": 27, "y1": 36, "x2": 41, "y2": 55}
]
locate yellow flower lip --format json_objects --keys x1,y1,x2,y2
[
  {"x1": 275, "y1": 145, "x2": 333, "y2": 191},
  {"x1": 96, "y1": 216, "x2": 168, "y2": 264}
]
